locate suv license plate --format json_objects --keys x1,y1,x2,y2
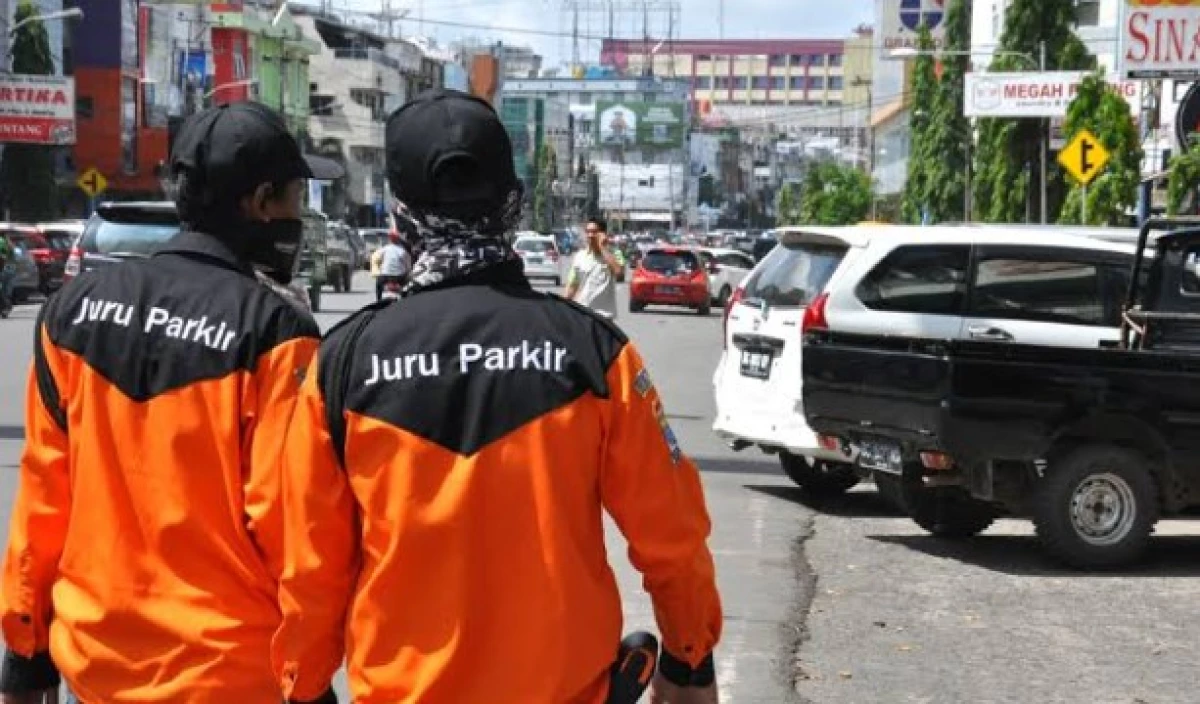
[
  {"x1": 739, "y1": 349, "x2": 773, "y2": 379},
  {"x1": 658, "y1": 285, "x2": 682, "y2": 294},
  {"x1": 857, "y1": 437, "x2": 903, "y2": 475}
]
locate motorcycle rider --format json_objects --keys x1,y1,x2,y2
[
  {"x1": 0, "y1": 102, "x2": 338, "y2": 704},
  {"x1": 272, "y1": 89, "x2": 724, "y2": 704}
]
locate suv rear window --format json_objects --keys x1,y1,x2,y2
[
  {"x1": 643, "y1": 250, "x2": 701, "y2": 274},
  {"x1": 743, "y1": 240, "x2": 847, "y2": 308},
  {"x1": 515, "y1": 239, "x2": 556, "y2": 253},
  {"x1": 82, "y1": 209, "x2": 180, "y2": 257}
]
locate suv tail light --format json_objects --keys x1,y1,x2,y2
[
  {"x1": 30, "y1": 248, "x2": 52, "y2": 263},
  {"x1": 801, "y1": 292, "x2": 830, "y2": 334},
  {"x1": 64, "y1": 246, "x2": 82, "y2": 280},
  {"x1": 722, "y1": 286, "x2": 745, "y2": 348}
]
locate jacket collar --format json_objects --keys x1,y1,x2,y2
[
  {"x1": 153, "y1": 230, "x2": 255, "y2": 276},
  {"x1": 409, "y1": 258, "x2": 531, "y2": 296}
]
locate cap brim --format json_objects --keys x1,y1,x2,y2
[{"x1": 303, "y1": 153, "x2": 345, "y2": 181}]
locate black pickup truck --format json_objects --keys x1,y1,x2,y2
[{"x1": 803, "y1": 220, "x2": 1200, "y2": 569}]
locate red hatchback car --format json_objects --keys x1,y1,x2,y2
[{"x1": 629, "y1": 247, "x2": 711, "y2": 315}]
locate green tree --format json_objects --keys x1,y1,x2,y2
[
  {"x1": 1057, "y1": 72, "x2": 1142, "y2": 225},
  {"x1": 774, "y1": 181, "x2": 801, "y2": 226},
  {"x1": 972, "y1": 0, "x2": 1095, "y2": 222},
  {"x1": 0, "y1": 1, "x2": 57, "y2": 221},
  {"x1": 1167, "y1": 142, "x2": 1200, "y2": 215},
  {"x1": 800, "y1": 161, "x2": 872, "y2": 225},
  {"x1": 531, "y1": 143, "x2": 557, "y2": 232},
  {"x1": 923, "y1": 0, "x2": 972, "y2": 223},
  {"x1": 900, "y1": 24, "x2": 937, "y2": 224}
]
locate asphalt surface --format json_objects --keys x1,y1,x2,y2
[{"x1": 1, "y1": 271, "x2": 1198, "y2": 703}]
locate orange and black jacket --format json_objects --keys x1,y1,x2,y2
[
  {"x1": 0, "y1": 231, "x2": 322, "y2": 703},
  {"x1": 274, "y1": 259, "x2": 723, "y2": 703}
]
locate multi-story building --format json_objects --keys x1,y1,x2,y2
[
  {"x1": 452, "y1": 39, "x2": 543, "y2": 79},
  {"x1": 501, "y1": 75, "x2": 691, "y2": 228},
  {"x1": 293, "y1": 6, "x2": 425, "y2": 224},
  {"x1": 601, "y1": 38, "x2": 849, "y2": 108}
]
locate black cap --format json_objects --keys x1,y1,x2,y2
[
  {"x1": 170, "y1": 102, "x2": 343, "y2": 201},
  {"x1": 385, "y1": 89, "x2": 518, "y2": 213}
]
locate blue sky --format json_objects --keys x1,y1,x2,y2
[{"x1": 345, "y1": 0, "x2": 875, "y2": 66}]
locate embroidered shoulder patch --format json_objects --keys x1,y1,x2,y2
[
  {"x1": 634, "y1": 368, "x2": 654, "y2": 397},
  {"x1": 655, "y1": 402, "x2": 682, "y2": 465}
]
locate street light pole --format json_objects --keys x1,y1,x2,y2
[{"x1": 1039, "y1": 40, "x2": 1047, "y2": 225}]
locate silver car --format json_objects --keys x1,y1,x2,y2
[
  {"x1": 513, "y1": 234, "x2": 564, "y2": 285},
  {"x1": 1, "y1": 224, "x2": 44, "y2": 303}
]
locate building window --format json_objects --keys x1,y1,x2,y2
[
  {"x1": 1076, "y1": 0, "x2": 1100, "y2": 26},
  {"x1": 828, "y1": 53, "x2": 842, "y2": 67},
  {"x1": 695, "y1": 76, "x2": 712, "y2": 89},
  {"x1": 790, "y1": 54, "x2": 804, "y2": 66},
  {"x1": 715, "y1": 76, "x2": 731, "y2": 89},
  {"x1": 829, "y1": 76, "x2": 843, "y2": 90},
  {"x1": 753, "y1": 76, "x2": 769, "y2": 90},
  {"x1": 789, "y1": 76, "x2": 805, "y2": 90},
  {"x1": 769, "y1": 54, "x2": 787, "y2": 67},
  {"x1": 732, "y1": 76, "x2": 748, "y2": 90},
  {"x1": 770, "y1": 76, "x2": 786, "y2": 91},
  {"x1": 810, "y1": 75, "x2": 825, "y2": 90},
  {"x1": 696, "y1": 54, "x2": 712, "y2": 61}
]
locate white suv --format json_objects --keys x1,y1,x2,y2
[{"x1": 712, "y1": 224, "x2": 1140, "y2": 494}]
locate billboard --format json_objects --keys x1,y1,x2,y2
[
  {"x1": 1119, "y1": 0, "x2": 1200, "y2": 79},
  {"x1": 0, "y1": 75, "x2": 76, "y2": 145},
  {"x1": 595, "y1": 101, "x2": 685, "y2": 148},
  {"x1": 964, "y1": 72, "x2": 1143, "y2": 118},
  {"x1": 878, "y1": 0, "x2": 947, "y2": 60}
]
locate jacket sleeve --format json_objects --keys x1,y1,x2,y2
[
  {"x1": 1, "y1": 322, "x2": 70, "y2": 693},
  {"x1": 271, "y1": 349, "x2": 359, "y2": 703},
  {"x1": 599, "y1": 342, "x2": 723, "y2": 677}
]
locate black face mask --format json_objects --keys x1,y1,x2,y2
[{"x1": 244, "y1": 218, "x2": 304, "y2": 285}]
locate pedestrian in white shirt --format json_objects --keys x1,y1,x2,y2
[
  {"x1": 378, "y1": 231, "x2": 411, "y2": 299},
  {"x1": 564, "y1": 217, "x2": 624, "y2": 320}
]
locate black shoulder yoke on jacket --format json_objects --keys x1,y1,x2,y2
[
  {"x1": 40, "y1": 231, "x2": 319, "y2": 403},
  {"x1": 319, "y1": 263, "x2": 628, "y2": 457}
]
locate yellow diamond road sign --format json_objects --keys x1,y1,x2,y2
[
  {"x1": 1057, "y1": 129, "x2": 1110, "y2": 186},
  {"x1": 77, "y1": 167, "x2": 108, "y2": 199}
]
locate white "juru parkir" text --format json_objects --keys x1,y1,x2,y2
[
  {"x1": 363, "y1": 341, "x2": 569, "y2": 386},
  {"x1": 71, "y1": 296, "x2": 237, "y2": 351}
]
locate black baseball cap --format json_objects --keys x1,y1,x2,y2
[
  {"x1": 385, "y1": 89, "x2": 519, "y2": 214},
  {"x1": 170, "y1": 102, "x2": 343, "y2": 200}
]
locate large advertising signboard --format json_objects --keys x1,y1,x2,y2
[
  {"x1": 1119, "y1": 0, "x2": 1200, "y2": 79},
  {"x1": 878, "y1": 0, "x2": 947, "y2": 60},
  {"x1": 964, "y1": 72, "x2": 1143, "y2": 118},
  {"x1": 0, "y1": 75, "x2": 76, "y2": 145},
  {"x1": 594, "y1": 101, "x2": 685, "y2": 148}
]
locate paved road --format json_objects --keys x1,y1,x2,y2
[{"x1": 3, "y1": 272, "x2": 1199, "y2": 703}]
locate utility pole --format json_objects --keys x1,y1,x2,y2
[{"x1": 1039, "y1": 40, "x2": 1047, "y2": 225}]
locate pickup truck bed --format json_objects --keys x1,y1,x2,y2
[
  {"x1": 802, "y1": 328, "x2": 1200, "y2": 568},
  {"x1": 803, "y1": 329, "x2": 1200, "y2": 473}
]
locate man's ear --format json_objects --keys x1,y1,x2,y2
[{"x1": 242, "y1": 183, "x2": 273, "y2": 221}]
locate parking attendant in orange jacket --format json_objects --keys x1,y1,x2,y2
[
  {"x1": 0, "y1": 103, "x2": 341, "y2": 704},
  {"x1": 272, "y1": 90, "x2": 724, "y2": 703}
]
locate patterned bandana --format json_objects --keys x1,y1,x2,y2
[{"x1": 389, "y1": 189, "x2": 524, "y2": 296}]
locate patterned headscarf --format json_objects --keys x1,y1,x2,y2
[{"x1": 389, "y1": 188, "x2": 524, "y2": 296}]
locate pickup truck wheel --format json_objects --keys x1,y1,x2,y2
[
  {"x1": 909, "y1": 489, "x2": 996, "y2": 538},
  {"x1": 780, "y1": 453, "x2": 859, "y2": 496},
  {"x1": 1033, "y1": 446, "x2": 1158, "y2": 569}
]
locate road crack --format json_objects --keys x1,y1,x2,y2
[{"x1": 780, "y1": 511, "x2": 818, "y2": 704}]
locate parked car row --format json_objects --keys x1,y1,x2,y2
[{"x1": 712, "y1": 221, "x2": 1193, "y2": 569}]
